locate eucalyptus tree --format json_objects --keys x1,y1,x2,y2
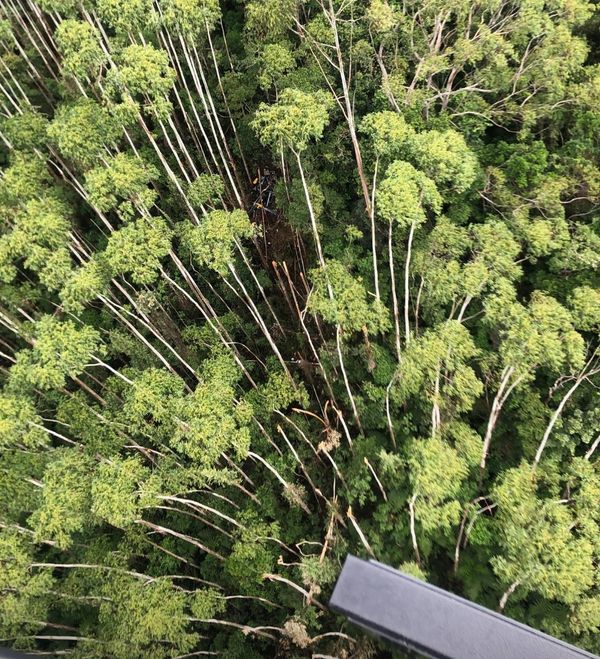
[
  {"x1": 480, "y1": 292, "x2": 586, "y2": 477},
  {"x1": 377, "y1": 160, "x2": 441, "y2": 354},
  {"x1": 0, "y1": 0, "x2": 598, "y2": 656},
  {"x1": 253, "y1": 87, "x2": 365, "y2": 428}
]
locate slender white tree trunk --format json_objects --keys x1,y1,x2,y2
[
  {"x1": 388, "y1": 221, "x2": 402, "y2": 362},
  {"x1": 370, "y1": 157, "x2": 380, "y2": 301},
  {"x1": 480, "y1": 366, "x2": 523, "y2": 477},
  {"x1": 404, "y1": 220, "x2": 416, "y2": 346}
]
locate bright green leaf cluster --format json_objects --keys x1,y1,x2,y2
[
  {"x1": 309, "y1": 259, "x2": 390, "y2": 334},
  {"x1": 179, "y1": 209, "x2": 255, "y2": 273},
  {"x1": 9, "y1": 316, "x2": 102, "y2": 392},
  {"x1": 377, "y1": 160, "x2": 442, "y2": 228},
  {"x1": 91, "y1": 456, "x2": 148, "y2": 528},
  {"x1": 85, "y1": 153, "x2": 159, "y2": 217},
  {"x1": 253, "y1": 88, "x2": 332, "y2": 152},
  {"x1": 162, "y1": 0, "x2": 222, "y2": 36},
  {"x1": 55, "y1": 19, "x2": 106, "y2": 79},
  {"x1": 104, "y1": 217, "x2": 172, "y2": 284}
]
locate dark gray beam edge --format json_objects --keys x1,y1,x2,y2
[{"x1": 329, "y1": 555, "x2": 599, "y2": 659}]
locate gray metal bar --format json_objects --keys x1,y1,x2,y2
[{"x1": 329, "y1": 555, "x2": 598, "y2": 659}]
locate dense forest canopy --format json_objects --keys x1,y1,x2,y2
[{"x1": 0, "y1": 0, "x2": 599, "y2": 656}]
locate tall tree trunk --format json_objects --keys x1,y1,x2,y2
[{"x1": 404, "y1": 220, "x2": 416, "y2": 346}]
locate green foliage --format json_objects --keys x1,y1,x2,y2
[
  {"x1": 250, "y1": 370, "x2": 309, "y2": 414},
  {"x1": 60, "y1": 260, "x2": 107, "y2": 313},
  {"x1": 107, "y1": 44, "x2": 176, "y2": 118},
  {"x1": 366, "y1": 0, "x2": 398, "y2": 34},
  {"x1": 96, "y1": 0, "x2": 154, "y2": 34},
  {"x1": 245, "y1": 0, "x2": 297, "y2": 42},
  {"x1": 276, "y1": 177, "x2": 324, "y2": 231},
  {"x1": 30, "y1": 450, "x2": 94, "y2": 549},
  {"x1": 463, "y1": 220, "x2": 522, "y2": 298},
  {"x1": 299, "y1": 555, "x2": 338, "y2": 590},
  {"x1": 399, "y1": 561, "x2": 427, "y2": 581},
  {"x1": 393, "y1": 321, "x2": 483, "y2": 415},
  {"x1": 377, "y1": 160, "x2": 442, "y2": 228},
  {"x1": 104, "y1": 217, "x2": 172, "y2": 284},
  {"x1": 408, "y1": 129, "x2": 479, "y2": 193},
  {"x1": 162, "y1": 0, "x2": 222, "y2": 36},
  {"x1": 0, "y1": 196, "x2": 72, "y2": 290},
  {"x1": 96, "y1": 576, "x2": 197, "y2": 658},
  {"x1": 258, "y1": 43, "x2": 296, "y2": 90},
  {"x1": 55, "y1": 20, "x2": 106, "y2": 79},
  {"x1": 569, "y1": 286, "x2": 600, "y2": 330},
  {"x1": 1, "y1": 110, "x2": 48, "y2": 152},
  {"x1": 0, "y1": 531, "x2": 53, "y2": 638},
  {"x1": 48, "y1": 99, "x2": 121, "y2": 168},
  {"x1": 179, "y1": 209, "x2": 255, "y2": 273},
  {"x1": 488, "y1": 141, "x2": 549, "y2": 190},
  {"x1": 225, "y1": 521, "x2": 279, "y2": 593},
  {"x1": 360, "y1": 111, "x2": 414, "y2": 159},
  {"x1": 91, "y1": 456, "x2": 148, "y2": 528},
  {"x1": 56, "y1": 392, "x2": 122, "y2": 455},
  {"x1": 122, "y1": 368, "x2": 185, "y2": 431},
  {"x1": 2, "y1": 0, "x2": 599, "y2": 655},
  {"x1": 309, "y1": 260, "x2": 390, "y2": 333},
  {"x1": 253, "y1": 88, "x2": 332, "y2": 152},
  {"x1": 492, "y1": 465, "x2": 595, "y2": 605},
  {"x1": 171, "y1": 353, "x2": 252, "y2": 464},
  {"x1": 190, "y1": 587, "x2": 225, "y2": 619},
  {"x1": 0, "y1": 395, "x2": 47, "y2": 450},
  {"x1": 9, "y1": 317, "x2": 102, "y2": 392},
  {"x1": 407, "y1": 436, "x2": 470, "y2": 535},
  {"x1": 0, "y1": 154, "x2": 52, "y2": 206},
  {"x1": 497, "y1": 293, "x2": 585, "y2": 377},
  {"x1": 36, "y1": 0, "x2": 78, "y2": 12},
  {"x1": 570, "y1": 597, "x2": 600, "y2": 636},
  {"x1": 85, "y1": 153, "x2": 158, "y2": 217},
  {"x1": 187, "y1": 173, "x2": 225, "y2": 208}
]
